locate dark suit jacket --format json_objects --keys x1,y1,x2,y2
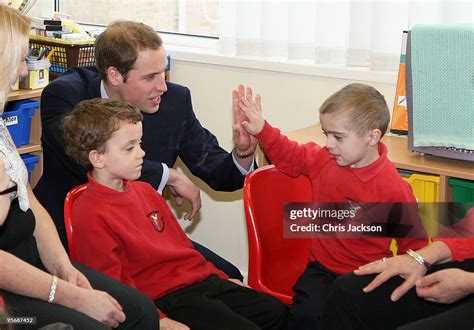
[{"x1": 34, "y1": 67, "x2": 245, "y2": 245}]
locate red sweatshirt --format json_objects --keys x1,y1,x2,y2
[
  {"x1": 257, "y1": 122, "x2": 428, "y2": 274},
  {"x1": 433, "y1": 208, "x2": 474, "y2": 261},
  {"x1": 72, "y1": 174, "x2": 228, "y2": 302}
]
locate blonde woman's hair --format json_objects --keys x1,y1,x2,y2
[{"x1": 0, "y1": 5, "x2": 30, "y2": 112}]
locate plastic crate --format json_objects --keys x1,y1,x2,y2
[
  {"x1": 401, "y1": 171, "x2": 440, "y2": 203},
  {"x1": 21, "y1": 153, "x2": 40, "y2": 182},
  {"x1": 29, "y1": 37, "x2": 95, "y2": 78},
  {"x1": 400, "y1": 170, "x2": 440, "y2": 237},
  {"x1": 449, "y1": 178, "x2": 474, "y2": 202},
  {"x1": 449, "y1": 178, "x2": 474, "y2": 218},
  {"x1": 1, "y1": 100, "x2": 39, "y2": 147}
]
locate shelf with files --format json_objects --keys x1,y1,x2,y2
[{"x1": 7, "y1": 89, "x2": 43, "y2": 187}]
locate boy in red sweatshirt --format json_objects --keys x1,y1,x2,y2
[
  {"x1": 63, "y1": 98, "x2": 287, "y2": 330},
  {"x1": 236, "y1": 83, "x2": 428, "y2": 329}
]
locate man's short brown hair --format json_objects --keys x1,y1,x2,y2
[
  {"x1": 95, "y1": 20, "x2": 163, "y2": 82},
  {"x1": 319, "y1": 83, "x2": 390, "y2": 137},
  {"x1": 63, "y1": 98, "x2": 143, "y2": 171}
]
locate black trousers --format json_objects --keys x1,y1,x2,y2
[
  {"x1": 319, "y1": 259, "x2": 474, "y2": 330},
  {"x1": 398, "y1": 299, "x2": 474, "y2": 330},
  {"x1": 155, "y1": 275, "x2": 288, "y2": 330},
  {"x1": 191, "y1": 241, "x2": 243, "y2": 281},
  {"x1": 2, "y1": 262, "x2": 159, "y2": 330},
  {"x1": 288, "y1": 261, "x2": 339, "y2": 330}
]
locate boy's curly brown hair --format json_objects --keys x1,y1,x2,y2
[{"x1": 63, "y1": 98, "x2": 142, "y2": 171}]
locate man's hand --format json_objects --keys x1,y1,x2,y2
[
  {"x1": 160, "y1": 317, "x2": 190, "y2": 330},
  {"x1": 167, "y1": 169, "x2": 201, "y2": 220},
  {"x1": 232, "y1": 84, "x2": 258, "y2": 153},
  {"x1": 354, "y1": 254, "x2": 427, "y2": 301},
  {"x1": 416, "y1": 268, "x2": 474, "y2": 304}
]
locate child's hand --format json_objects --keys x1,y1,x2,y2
[{"x1": 237, "y1": 85, "x2": 265, "y2": 135}]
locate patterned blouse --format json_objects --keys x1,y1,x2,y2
[{"x1": 0, "y1": 118, "x2": 29, "y2": 211}]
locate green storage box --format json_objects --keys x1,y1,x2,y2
[
  {"x1": 448, "y1": 178, "x2": 474, "y2": 218},
  {"x1": 449, "y1": 178, "x2": 474, "y2": 202}
]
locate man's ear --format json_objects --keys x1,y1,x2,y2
[
  {"x1": 106, "y1": 66, "x2": 124, "y2": 87},
  {"x1": 89, "y1": 150, "x2": 105, "y2": 169},
  {"x1": 368, "y1": 129, "x2": 382, "y2": 146}
]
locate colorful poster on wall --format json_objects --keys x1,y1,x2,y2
[{"x1": 390, "y1": 31, "x2": 408, "y2": 135}]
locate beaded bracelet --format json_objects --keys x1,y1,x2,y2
[
  {"x1": 407, "y1": 249, "x2": 432, "y2": 270},
  {"x1": 48, "y1": 275, "x2": 58, "y2": 303}
]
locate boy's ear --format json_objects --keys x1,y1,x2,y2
[
  {"x1": 368, "y1": 129, "x2": 382, "y2": 146},
  {"x1": 89, "y1": 150, "x2": 105, "y2": 169},
  {"x1": 106, "y1": 66, "x2": 124, "y2": 87}
]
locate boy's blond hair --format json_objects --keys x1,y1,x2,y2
[
  {"x1": 319, "y1": 83, "x2": 390, "y2": 137},
  {"x1": 63, "y1": 98, "x2": 142, "y2": 171}
]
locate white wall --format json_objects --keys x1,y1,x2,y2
[{"x1": 167, "y1": 58, "x2": 397, "y2": 278}]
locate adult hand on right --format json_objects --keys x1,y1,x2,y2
[
  {"x1": 354, "y1": 254, "x2": 427, "y2": 302},
  {"x1": 160, "y1": 317, "x2": 190, "y2": 330},
  {"x1": 74, "y1": 288, "x2": 126, "y2": 328},
  {"x1": 416, "y1": 268, "x2": 474, "y2": 304},
  {"x1": 167, "y1": 169, "x2": 201, "y2": 220}
]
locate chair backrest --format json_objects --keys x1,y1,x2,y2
[
  {"x1": 63, "y1": 183, "x2": 88, "y2": 261},
  {"x1": 244, "y1": 165, "x2": 311, "y2": 304}
]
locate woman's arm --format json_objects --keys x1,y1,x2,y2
[
  {"x1": 0, "y1": 250, "x2": 125, "y2": 327},
  {"x1": 28, "y1": 185, "x2": 71, "y2": 275}
]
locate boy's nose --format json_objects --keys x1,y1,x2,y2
[
  {"x1": 325, "y1": 136, "x2": 334, "y2": 149},
  {"x1": 139, "y1": 146, "x2": 146, "y2": 158}
]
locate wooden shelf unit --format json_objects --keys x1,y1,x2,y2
[
  {"x1": 285, "y1": 124, "x2": 474, "y2": 202},
  {"x1": 7, "y1": 89, "x2": 43, "y2": 187}
]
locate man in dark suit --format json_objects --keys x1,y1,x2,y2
[{"x1": 35, "y1": 20, "x2": 257, "y2": 280}]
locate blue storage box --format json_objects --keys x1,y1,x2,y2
[
  {"x1": 21, "y1": 153, "x2": 40, "y2": 182},
  {"x1": 2, "y1": 100, "x2": 39, "y2": 147}
]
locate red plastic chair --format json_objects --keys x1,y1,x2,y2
[
  {"x1": 63, "y1": 183, "x2": 88, "y2": 261},
  {"x1": 244, "y1": 165, "x2": 311, "y2": 304}
]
